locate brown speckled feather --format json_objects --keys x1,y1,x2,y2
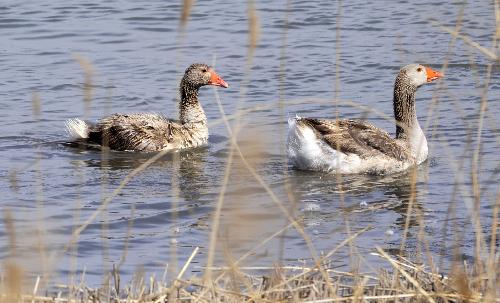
[
  {"x1": 88, "y1": 113, "x2": 176, "y2": 151},
  {"x1": 299, "y1": 118, "x2": 411, "y2": 161}
]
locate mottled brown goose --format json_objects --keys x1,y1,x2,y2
[
  {"x1": 287, "y1": 64, "x2": 443, "y2": 174},
  {"x1": 66, "y1": 63, "x2": 228, "y2": 151}
]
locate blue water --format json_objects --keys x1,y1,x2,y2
[{"x1": 1, "y1": 0, "x2": 499, "y2": 287}]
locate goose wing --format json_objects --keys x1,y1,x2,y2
[
  {"x1": 299, "y1": 118, "x2": 411, "y2": 161},
  {"x1": 89, "y1": 113, "x2": 176, "y2": 151}
]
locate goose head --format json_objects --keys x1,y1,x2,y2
[
  {"x1": 182, "y1": 63, "x2": 229, "y2": 89},
  {"x1": 398, "y1": 64, "x2": 443, "y2": 88}
]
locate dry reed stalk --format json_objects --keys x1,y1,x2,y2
[
  {"x1": 376, "y1": 247, "x2": 437, "y2": 303},
  {"x1": 63, "y1": 149, "x2": 171, "y2": 252},
  {"x1": 251, "y1": 227, "x2": 370, "y2": 301},
  {"x1": 212, "y1": 88, "x2": 338, "y2": 300},
  {"x1": 203, "y1": 221, "x2": 297, "y2": 299},
  {"x1": 331, "y1": 3, "x2": 359, "y2": 283},
  {"x1": 431, "y1": 60, "x2": 469, "y2": 283},
  {"x1": 72, "y1": 54, "x2": 94, "y2": 118},
  {"x1": 198, "y1": 0, "x2": 333, "y2": 293},
  {"x1": 398, "y1": 167, "x2": 419, "y2": 260},
  {"x1": 168, "y1": 148, "x2": 181, "y2": 290},
  {"x1": 486, "y1": 190, "x2": 500, "y2": 300},
  {"x1": 179, "y1": 0, "x2": 193, "y2": 30},
  {"x1": 202, "y1": 4, "x2": 262, "y2": 286},
  {"x1": 203, "y1": 129, "x2": 237, "y2": 284},
  {"x1": 429, "y1": 20, "x2": 498, "y2": 61},
  {"x1": 32, "y1": 92, "x2": 41, "y2": 120},
  {"x1": 2, "y1": 211, "x2": 23, "y2": 303},
  {"x1": 277, "y1": 0, "x2": 296, "y2": 272},
  {"x1": 436, "y1": 3, "x2": 500, "y2": 293},
  {"x1": 247, "y1": 0, "x2": 260, "y2": 57},
  {"x1": 177, "y1": 247, "x2": 199, "y2": 281},
  {"x1": 332, "y1": 6, "x2": 355, "y2": 275}
]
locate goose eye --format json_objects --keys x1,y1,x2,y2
[{"x1": 416, "y1": 67, "x2": 423, "y2": 72}]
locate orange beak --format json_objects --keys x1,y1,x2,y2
[
  {"x1": 208, "y1": 69, "x2": 229, "y2": 88},
  {"x1": 425, "y1": 66, "x2": 443, "y2": 83}
]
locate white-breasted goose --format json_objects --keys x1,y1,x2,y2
[{"x1": 287, "y1": 64, "x2": 443, "y2": 174}]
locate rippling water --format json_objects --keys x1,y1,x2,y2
[{"x1": 1, "y1": 0, "x2": 499, "y2": 286}]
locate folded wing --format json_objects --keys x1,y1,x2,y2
[
  {"x1": 88, "y1": 113, "x2": 176, "y2": 151},
  {"x1": 299, "y1": 118, "x2": 411, "y2": 161}
]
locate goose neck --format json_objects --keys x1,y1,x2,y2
[
  {"x1": 393, "y1": 77, "x2": 418, "y2": 140},
  {"x1": 179, "y1": 81, "x2": 206, "y2": 125}
]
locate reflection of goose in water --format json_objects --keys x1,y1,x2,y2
[
  {"x1": 288, "y1": 64, "x2": 443, "y2": 174},
  {"x1": 66, "y1": 63, "x2": 228, "y2": 152},
  {"x1": 66, "y1": 145, "x2": 212, "y2": 232},
  {"x1": 347, "y1": 170, "x2": 427, "y2": 233},
  {"x1": 289, "y1": 168, "x2": 430, "y2": 262},
  {"x1": 290, "y1": 167, "x2": 427, "y2": 229},
  {"x1": 73, "y1": 145, "x2": 208, "y2": 170}
]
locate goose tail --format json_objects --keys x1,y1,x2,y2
[{"x1": 65, "y1": 118, "x2": 90, "y2": 139}]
